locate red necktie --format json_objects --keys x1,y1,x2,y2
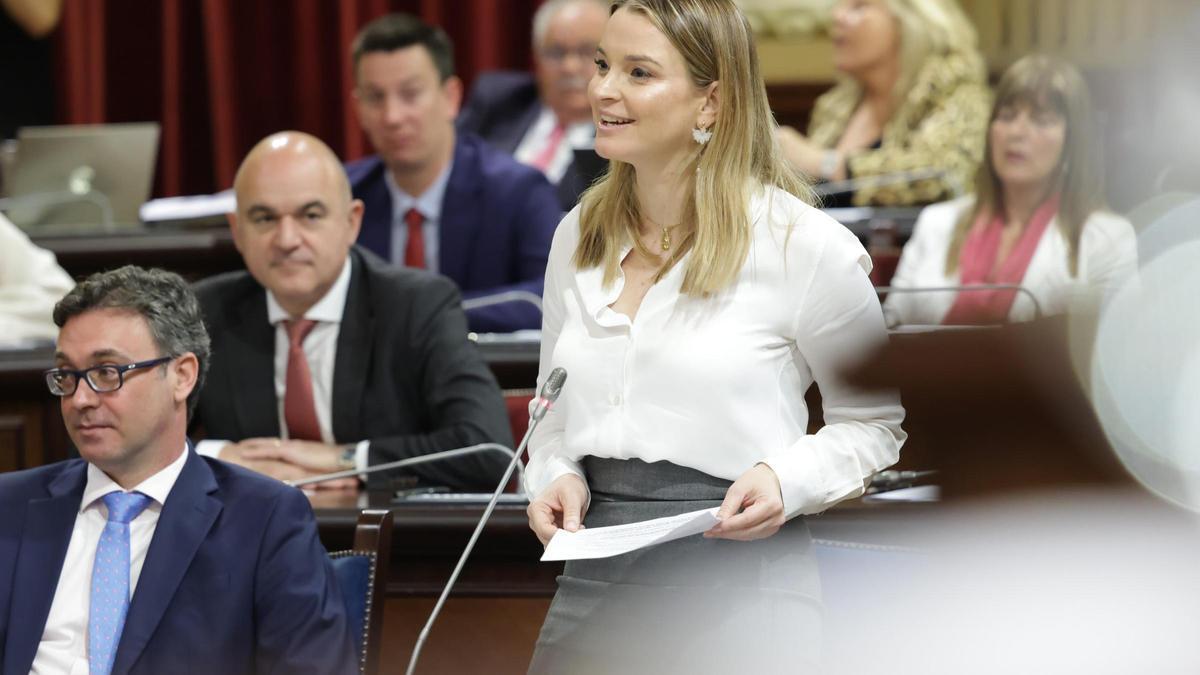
[
  {"x1": 283, "y1": 319, "x2": 322, "y2": 442},
  {"x1": 404, "y1": 208, "x2": 425, "y2": 269},
  {"x1": 531, "y1": 123, "x2": 566, "y2": 172}
]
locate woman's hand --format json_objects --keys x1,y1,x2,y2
[
  {"x1": 527, "y1": 474, "x2": 590, "y2": 546},
  {"x1": 704, "y1": 463, "x2": 786, "y2": 541}
]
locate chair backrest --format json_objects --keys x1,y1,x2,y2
[
  {"x1": 329, "y1": 509, "x2": 393, "y2": 675},
  {"x1": 503, "y1": 388, "x2": 535, "y2": 445}
]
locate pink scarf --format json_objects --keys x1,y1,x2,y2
[{"x1": 942, "y1": 195, "x2": 1060, "y2": 325}]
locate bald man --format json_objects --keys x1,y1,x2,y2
[{"x1": 190, "y1": 131, "x2": 512, "y2": 491}]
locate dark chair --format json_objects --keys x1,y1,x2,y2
[{"x1": 329, "y1": 509, "x2": 393, "y2": 675}]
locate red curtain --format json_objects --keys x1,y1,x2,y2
[{"x1": 54, "y1": 0, "x2": 542, "y2": 198}]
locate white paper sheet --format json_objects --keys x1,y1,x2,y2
[{"x1": 541, "y1": 507, "x2": 720, "y2": 561}]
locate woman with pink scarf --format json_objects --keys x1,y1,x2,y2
[{"x1": 883, "y1": 55, "x2": 1137, "y2": 326}]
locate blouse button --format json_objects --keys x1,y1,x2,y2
[{"x1": 609, "y1": 394, "x2": 622, "y2": 406}]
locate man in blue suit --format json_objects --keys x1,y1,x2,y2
[
  {"x1": 0, "y1": 266, "x2": 356, "y2": 675},
  {"x1": 346, "y1": 13, "x2": 563, "y2": 334},
  {"x1": 458, "y1": 0, "x2": 609, "y2": 212}
]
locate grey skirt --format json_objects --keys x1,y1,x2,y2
[{"x1": 528, "y1": 457, "x2": 823, "y2": 675}]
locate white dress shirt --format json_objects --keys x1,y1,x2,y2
[
  {"x1": 882, "y1": 196, "x2": 1139, "y2": 326},
  {"x1": 32, "y1": 446, "x2": 190, "y2": 675},
  {"x1": 0, "y1": 213, "x2": 76, "y2": 342},
  {"x1": 196, "y1": 259, "x2": 370, "y2": 469},
  {"x1": 384, "y1": 159, "x2": 453, "y2": 271},
  {"x1": 525, "y1": 184, "x2": 907, "y2": 517},
  {"x1": 514, "y1": 107, "x2": 595, "y2": 184}
]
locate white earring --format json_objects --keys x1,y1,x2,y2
[{"x1": 692, "y1": 126, "x2": 712, "y2": 145}]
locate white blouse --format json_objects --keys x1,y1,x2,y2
[
  {"x1": 883, "y1": 196, "x2": 1139, "y2": 326},
  {"x1": 525, "y1": 185, "x2": 906, "y2": 517}
]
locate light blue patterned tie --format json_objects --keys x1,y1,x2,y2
[{"x1": 89, "y1": 491, "x2": 152, "y2": 675}]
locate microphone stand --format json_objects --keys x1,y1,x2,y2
[
  {"x1": 405, "y1": 368, "x2": 566, "y2": 675},
  {"x1": 876, "y1": 283, "x2": 1044, "y2": 320},
  {"x1": 461, "y1": 290, "x2": 544, "y2": 313},
  {"x1": 285, "y1": 443, "x2": 523, "y2": 490}
]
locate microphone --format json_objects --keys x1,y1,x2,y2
[
  {"x1": 285, "y1": 443, "x2": 523, "y2": 489},
  {"x1": 868, "y1": 469, "x2": 937, "y2": 493},
  {"x1": 405, "y1": 367, "x2": 567, "y2": 675},
  {"x1": 877, "y1": 284, "x2": 1045, "y2": 323},
  {"x1": 814, "y1": 167, "x2": 964, "y2": 200},
  {"x1": 531, "y1": 366, "x2": 566, "y2": 422},
  {"x1": 460, "y1": 289, "x2": 544, "y2": 313}
]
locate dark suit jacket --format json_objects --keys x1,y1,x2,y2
[
  {"x1": 0, "y1": 450, "x2": 356, "y2": 675},
  {"x1": 346, "y1": 132, "x2": 562, "y2": 333},
  {"x1": 457, "y1": 70, "x2": 594, "y2": 212},
  {"x1": 192, "y1": 246, "x2": 513, "y2": 491}
]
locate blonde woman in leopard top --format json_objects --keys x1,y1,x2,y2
[{"x1": 778, "y1": 0, "x2": 990, "y2": 207}]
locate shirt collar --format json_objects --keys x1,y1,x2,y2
[
  {"x1": 265, "y1": 257, "x2": 352, "y2": 326},
  {"x1": 81, "y1": 442, "x2": 190, "y2": 512},
  {"x1": 384, "y1": 156, "x2": 454, "y2": 222},
  {"x1": 536, "y1": 106, "x2": 595, "y2": 148}
]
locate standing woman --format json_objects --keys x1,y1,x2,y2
[
  {"x1": 778, "y1": 0, "x2": 990, "y2": 207},
  {"x1": 525, "y1": 0, "x2": 906, "y2": 671},
  {"x1": 884, "y1": 55, "x2": 1138, "y2": 326}
]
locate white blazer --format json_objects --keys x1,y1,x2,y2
[
  {"x1": 883, "y1": 196, "x2": 1138, "y2": 326},
  {"x1": 0, "y1": 214, "x2": 76, "y2": 341}
]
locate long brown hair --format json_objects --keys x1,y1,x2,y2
[
  {"x1": 573, "y1": 0, "x2": 811, "y2": 295},
  {"x1": 945, "y1": 54, "x2": 1106, "y2": 276}
]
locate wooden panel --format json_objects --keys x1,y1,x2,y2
[
  {"x1": 765, "y1": 81, "x2": 835, "y2": 132},
  {"x1": 379, "y1": 597, "x2": 550, "y2": 675},
  {"x1": 0, "y1": 415, "x2": 26, "y2": 473},
  {"x1": 1064, "y1": 0, "x2": 1093, "y2": 53},
  {"x1": 756, "y1": 40, "x2": 835, "y2": 83},
  {"x1": 0, "y1": 401, "x2": 56, "y2": 472}
]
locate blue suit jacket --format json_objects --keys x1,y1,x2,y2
[
  {"x1": 0, "y1": 450, "x2": 357, "y2": 675},
  {"x1": 458, "y1": 70, "x2": 595, "y2": 212},
  {"x1": 346, "y1": 132, "x2": 563, "y2": 333}
]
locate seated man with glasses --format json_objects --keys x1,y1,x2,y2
[
  {"x1": 458, "y1": 0, "x2": 608, "y2": 211},
  {"x1": 0, "y1": 265, "x2": 357, "y2": 675}
]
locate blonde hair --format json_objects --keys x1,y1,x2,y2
[
  {"x1": 886, "y1": 0, "x2": 981, "y2": 99},
  {"x1": 575, "y1": 0, "x2": 812, "y2": 295},
  {"x1": 832, "y1": 0, "x2": 982, "y2": 106},
  {"x1": 945, "y1": 54, "x2": 1106, "y2": 276}
]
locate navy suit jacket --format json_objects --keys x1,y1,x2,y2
[
  {"x1": 458, "y1": 70, "x2": 594, "y2": 212},
  {"x1": 0, "y1": 450, "x2": 356, "y2": 675},
  {"x1": 346, "y1": 132, "x2": 562, "y2": 333}
]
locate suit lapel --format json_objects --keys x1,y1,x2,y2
[
  {"x1": 496, "y1": 101, "x2": 542, "y2": 154},
  {"x1": 229, "y1": 288, "x2": 280, "y2": 438},
  {"x1": 112, "y1": 451, "x2": 221, "y2": 675},
  {"x1": 3, "y1": 463, "x2": 86, "y2": 675},
  {"x1": 439, "y1": 137, "x2": 485, "y2": 286},
  {"x1": 331, "y1": 250, "x2": 373, "y2": 441},
  {"x1": 354, "y1": 159, "x2": 394, "y2": 261}
]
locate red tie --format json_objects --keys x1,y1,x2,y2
[
  {"x1": 283, "y1": 319, "x2": 322, "y2": 442},
  {"x1": 404, "y1": 208, "x2": 425, "y2": 269},
  {"x1": 531, "y1": 123, "x2": 566, "y2": 172}
]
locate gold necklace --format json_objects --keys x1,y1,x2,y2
[{"x1": 644, "y1": 215, "x2": 679, "y2": 251}]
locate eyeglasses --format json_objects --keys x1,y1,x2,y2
[
  {"x1": 44, "y1": 356, "x2": 174, "y2": 397},
  {"x1": 539, "y1": 45, "x2": 598, "y2": 63}
]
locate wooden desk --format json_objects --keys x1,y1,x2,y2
[
  {"x1": 32, "y1": 226, "x2": 243, "y2": 281},
  {"x1": 311, "y1": 490, "x2": 929, "y2": 675}
]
